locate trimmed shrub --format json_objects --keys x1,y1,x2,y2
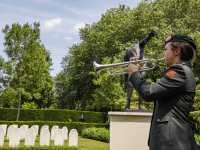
[
  {"x1": 0, "y1": 108, "x2": 108, "y2": 123},
  {"x1": 189, "y1": 111, "x2": 200, "y2": 134},
  {"x1": 82, "y1": 127, "x2": 109, "y2": 143},
  {"x1": 193, "y1": 84, "x2": 200, "y2": 111},
  {"x1": 0, "y1": 146, "x2": 79, "y2": 150},
  {"x1": 0, "y1": 121, "x2": 108, "y2": 135},
  {"x1": 194, "y1": 134, "x2": 200, "y2": 149}
]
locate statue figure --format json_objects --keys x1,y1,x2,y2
[{"x1": 124, "y1": 30, "x2": 156, "y2": 110}]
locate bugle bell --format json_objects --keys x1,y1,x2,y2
[{"x1": 93, "y1": 58, "x2": 165, "y2": 76}]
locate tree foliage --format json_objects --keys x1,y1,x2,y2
[
  {"x1": 0, "y1": 22, "x2": 55, "y2": 109},
  {"x1": 55, "y1": 0, "x2": 200, "y2": 111},
  {"x1": 91, "y1": 57, "x2": 126, "y2": 111}
]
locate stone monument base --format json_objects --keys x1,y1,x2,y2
[{"x1": 108, "y1": 110, "x2": 153, "y2": 150}]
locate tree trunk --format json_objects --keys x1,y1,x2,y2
[{"x1": 16, "y1": 94, "x2": 21, "y2": 121}]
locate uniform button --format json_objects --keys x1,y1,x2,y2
[{"x1": 157, "y1": 119, "x2": 160, "y2": 122}]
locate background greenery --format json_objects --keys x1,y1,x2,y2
[
  {"x1": 0, "y1": 0, "x2": 200, "y2": 148},
  {"x1": 0, "y1": 0, "x2": 199, "y2": 112},
  {"x1": 53, "y1": 0, "x2": 200, "y2": 111},
  {"x1": 82, "y1": 127, "x2": 109, "y2": 143},
  {"x1": 189, "y1": 111, "x2": 200, "y2": 134},
  {"x1": 0, "y1": 108, "x2": 107, "y2": 123}
]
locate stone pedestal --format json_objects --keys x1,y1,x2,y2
[{"x1": 108, "y1": 111, "x2": 153, "y2": 150}]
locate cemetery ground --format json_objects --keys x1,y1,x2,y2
[{"x1": 2, "y1": 136, "x2": 109, "y2": 150}]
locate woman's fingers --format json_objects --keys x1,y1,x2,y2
[
  {"x1": 130, "y1": 57, "x2": 137, "y2": 61},
  {"x1": 130, "y1": 57, "x2": 145, "y2": 68},
  {"x1": 140, "y1": 63, "x2": 145, "y2": 67}
]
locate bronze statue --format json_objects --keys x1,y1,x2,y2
[{"x1": 124, "y1": 30, "x2": 156, "y2": 110}]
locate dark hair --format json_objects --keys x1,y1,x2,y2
[{"x1": 170, "y1": 42, "x2": 195, "y2": 62}]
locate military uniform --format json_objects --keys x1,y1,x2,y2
[{"x1": 129, "y1": 61, "x2": 198, "y2": 150}]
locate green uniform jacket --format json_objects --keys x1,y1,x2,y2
[{"x1": 129, "y1": 61, "x2": 198, "y2": 150}]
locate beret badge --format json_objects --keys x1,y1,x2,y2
[{"x1": 165, "y1": 34, "x2": 172, "y2": 43}]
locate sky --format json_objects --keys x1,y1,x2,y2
[{"x1": 0, "y1": 0, "x2": 142, "y2": 77}]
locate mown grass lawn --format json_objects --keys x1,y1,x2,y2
[
  {"x1": 78, "y1": 136, "x2": 109, "y2": 150},
  {"x1": 2, "y1": 136, "x2": 109, "y2": 150}
]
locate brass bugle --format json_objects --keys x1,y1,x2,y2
[{"x1": 93, "y1": 58, "x2": 165, "y2": 76}]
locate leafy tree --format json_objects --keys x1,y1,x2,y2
[
  {"x1": 56, "y1": 0, "x2": 200, "y2": 111},
  {"x1": 21, "y1": 101, "x2": 38, "y2": 109},
  {"x1": 0, "y1": 56, "x2": 5, "y2": 100},
  {"x1": 91, "y1": 57, "x2": 125, "y2": 111},
  {"x1": 192, "y1": 32, "x2": 200, "y2": 78},
  {"x1": 0, "y1": 22, "x2": 55, "y2": 119},
  {"x1": 54, "y1": 70, "x2": 77, "y2": 109}
]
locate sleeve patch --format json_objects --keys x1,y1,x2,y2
[{"x1": 166, "y1": 70, "x2": 176, "y2": 78}]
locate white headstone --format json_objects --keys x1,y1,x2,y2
[
  {"x1": 9, "y1": 128, "x2": 20, "y2": 147},
  {"x1": 0, "y1": 124, "x2": 7, "y2": 136},
  {"x1": 41, "y1": 125, "x2": 49, "y2": 130},
  {"x1": 7, "y1": 125, "x2": 18, "y2": 140},
  {"x1": 51, "y1": 125, "x2": 59, "y2": 140},
  {"x1": 40, "y1": 125, "x2": 49, "y2": 134},
  {"x1": 40, "y1": 128, "x2": 50, "y2": 146},
  {"x1": 25, "y1": 128, "x2": 36, "y2": 146},
  {"x1": 0, "y1": 127, "x2": 5, "y2": 147},
  {"x1": 68, "y1": 129, "x2": 78, "y2": 146},
  {"x1": 31, "y1": 125, "x2": 39, "y2": 135},
  {"x1": 23, "y1": 125, "x2": 29, "y2": 131},
  {"x1": 54, "y1": 129, "x2": 63, "y2": 146},
  {"x1": 62, "y1": 126, "x2": 68, "y2": 140},
  {"x1": 19, "y1": 125, "x2": 27, "y2": 139}
]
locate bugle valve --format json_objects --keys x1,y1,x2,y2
[{"x1": 93, "y1": 58, "x2": 165, "y2": 76}]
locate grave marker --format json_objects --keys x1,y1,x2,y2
[
  {"x1": 7, "y1": 125, "x2": 18, "y2": 140},
  {"x1": 0, "y1": 124, "x2": 7, "y2": 136},
  {"x1": 68, "y1": 129, "x2": 78, "y2": 146},
  {"x1": 9, "y1": 128, "x2": 20, "y2": 147},
  {"x1": 51, "y1": 125, "x2": 59, "y2": 140},
  {"x1": 25, "y1": 128, "x2": 36, "y2": 146},
  {"x1": 40, "y1": 128, "x2": 50, "y2": 146},
  {"x1": 0, "y1": 127, "x2": 5, "y2": 147},
  {"x1": 62, "y1": 126, "x2": 68, "y2": 140},
  {"x1": 54, "y1": 129, "x2": 64, "y2": 146}
]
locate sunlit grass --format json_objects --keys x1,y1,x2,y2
[{"x1": 78, "y1": 137, "x2": 109, "y2": 150}]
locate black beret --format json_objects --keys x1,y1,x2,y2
[{"x1": 165, "y1": 34, "x2": 196, "y2": 50}]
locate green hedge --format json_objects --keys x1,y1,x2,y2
[
  {"x1": 0, "y1": 146, "x2": 79, "y2": 150},
  {"x1": 189, "y1": 111, "x2": 200, "y2": 134},
  {"x1": 194, "y1": 134, "x2": 200, "y2": 150},
  {"x1": 0, "y1": 109, "x2": 107, "y2": 123},
  {"x1": 82, "y1": 127, "x2": 109, "y2": 143},
  {"x1": 0, "y1": 121, "x2": 108, "y2": 134}
]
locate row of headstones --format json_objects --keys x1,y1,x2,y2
[{"x1": 0, "y1": 124, "x2": 78, "y2": 147}]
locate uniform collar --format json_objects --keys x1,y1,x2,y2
[{"x1": 174, "y1": 61, "x2": 191, "y2": 67}]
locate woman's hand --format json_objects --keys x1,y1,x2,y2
[{"x1": 123, "y1": 57, "x2": 144, "y2": 75}]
